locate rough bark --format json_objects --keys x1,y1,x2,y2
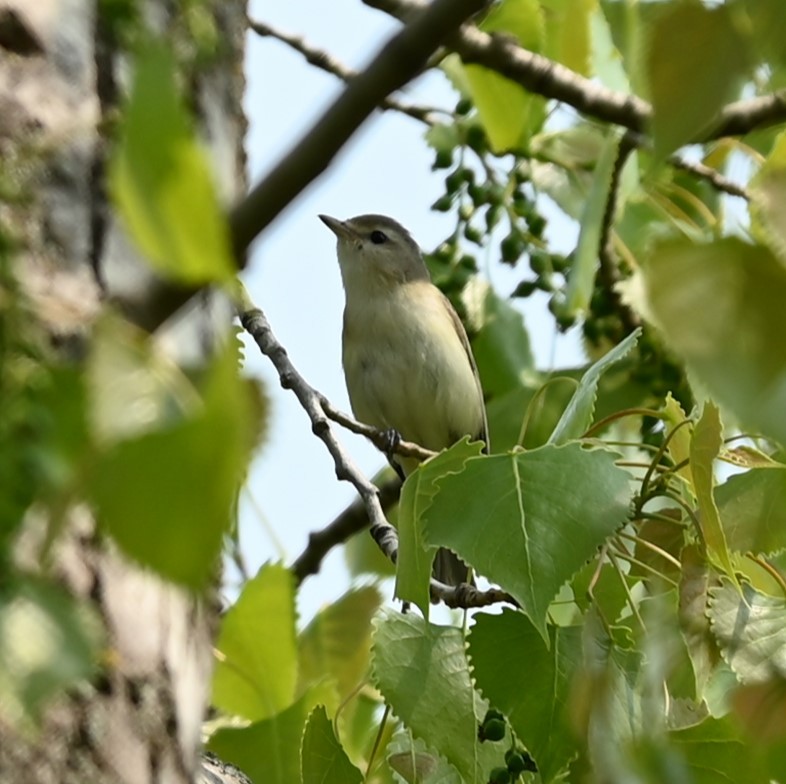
[{"x1": 0, "y1": 1, "x2": 247, "y2": 782}]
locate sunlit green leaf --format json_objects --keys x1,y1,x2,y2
[
  {"x1": 548, "y1": 328, "x2": 640, "y2": 444},
  {"x1": 640, "y1": 237, "x2": 786, "y2": 447},
  {"x1": 91, "y1": 346, "x2": 262, "y2": 587},
  {"x1": 297, "y1": 585, "x2": 381, "y2": 700},
  {"x1": 212, "y1": 564, "x2": 297, "y2": 721},
  {"x1": 646, "y1": 3, "x2": 751, "y2": 158},
  {"x1": 690, "y1": 403, "x2": 734, "y2": 578},
  {"x1": 541, "y1": 0, "x2": 594, "y2": 76},
  {"x1": 463, "y1": 0, "x2": 546, "y2": 152},
  {"x1": 749, "y1": 129, "x2": 786, "y2": 264},
  {"x1": 110, "y1": 43, "x2": 234, "y2": 283}
]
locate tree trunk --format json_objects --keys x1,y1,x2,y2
[{"x1": 0, "y1": 1, "x2": 247, "y2": 781}]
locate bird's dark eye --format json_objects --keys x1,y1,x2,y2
[{"x1": 370, "y1": 230, "x2": 388, "y2": 245}]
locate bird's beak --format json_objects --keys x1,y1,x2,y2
[{"x1": 319, "y1": 214, "x2": 354, "y2": 240}]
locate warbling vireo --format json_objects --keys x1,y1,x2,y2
[{"x1": 320, "y1": 213, "x2": 488, "y2": 585}]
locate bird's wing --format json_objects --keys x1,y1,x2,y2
[{"x1": 442, "y1": 292, "x2": 489, "y2": 451}]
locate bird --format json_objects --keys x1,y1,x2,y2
[{"x1": 319, "y1": 213, "x2": 488, "y2": 585}]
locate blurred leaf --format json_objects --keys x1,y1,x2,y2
[
  {"x1": 372, "y1": 610, "x2": 502, "y2": 783},
  {"x1": 297, "y1": 585, "x2": 381, "y2": 700},
  {"x1": 716, "y1": 467, "x2": 786, "y2": 555},
  {"x1": 590, "y1": 3, "x2": 632, "y2": 93},
  {"x1": 110, "y1": 43, "x2": 234, "y2": 283},
  {"x1": 690, "y1": 402, "x2": 734, "y2": 578},
  {"x1": 397, "y1": 439, "x2": 484, "y2": 616},
  {"x1": 646, "y1": 3, "x2": 751, "y2": 158},
  {"x1": 530, "y1": 124, "x2": 607, "y2": 170},
  {"x1": 387, "y1": 729, "x2": 460, "y2": 784},
  {"x1": 571, "y1": 560, "x2": 629, "y2": 624},
  {"x1": 87, "y1": 315, "x2": 199, "y2": 444},
  {"x1": 549, "y1": 328, "x2": 640, "y2": 444},
  {"x1": 663, "y1": 394, "x2": 693, "y2": 488},
  {"x1": 668, "y1": 714, "x2": 768, "y2": 784},
  {"x1": 631, "y1": 514, "x2": 685, "y2": 582},
  {"x1": 709, "y1": 580, "x2": 786, "y2": 684},
  {"x1": 562, "y1": 133, "x2": 620, "y2": 318},
  {"x1": 541, "y1": 0, "x2": 594, "y2": 76},
  {"x1": 743, "y1": 0, "x2": 786, "y2": 77},
  {"x1": 463, "y1": 0, "x2": 546, "y2": 152},
  {"x1": 749, "y1": 129, "x2": 786, "y2": 264},
  {"x1": 212, "y1": 564, "x2": 297, "y2": 721},
  {"x1": 463, "y1": 279, "x2": 536, "y2": 399},
  {"x1": 91, "y1": 345, "x2": 262, "y2": 587},
  {"x1": 208, "y1": 682, "x2": 334, "y2": 784},
  {"x1": 640, "y1": 237, "x2": 786, "y2": 447},
  {"x1": 0, "y1": 578, "x2": 101, "y2": 724},
  {"x1": 470, "y1": 611, "x2": 581, "y2": 782},
  {"x1": 679, "y1": 546, "x2": 721, "y2": 699},
  {"x1": 301, "y1": 705, "x2": 363, "y2": 784},
  {"x1": 422, "y1": 443, "x2": 633, "y2": 639}
]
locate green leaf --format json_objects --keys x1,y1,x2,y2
[
  {"x1": 591, "y1": 3, "x2": 633, "y2": 93},
  {"x1": 91, "y1": 345, "x2": 261, "y2": 587},
  {"x1": 749, "y1": 129, "x2": 786, "y2": 264},
  {"x1": 541, "y1": 0, "x2": 594, "y2": 76},
  {"x1": 462, "y1": 279, "x2": 536, "y2": 398},
  {"x1": 690, "y1": 402, "x2": 734, "y2": 578},
  {"x1": 212, "y1": 564, "x2": 297, "y2": 721},
  {"x1": 0, "y1": 578, "x2": 101, "y2": 723},
  {"x1": 396, "y1": 439, "x2": 484, "y2": 616},
  {"x1": 716, "y1": 466, "x2": 786, "y2": 555},
  {"x1": 208, "y1": 682, "x2": 334, "y2": 784},
  {"x1": 297, "y1": 585, "x2": 381, "y2": 700},
  {"x1": 709, "y1": 580, "x2": 786, "y2": 684},
  {"x1": 109, "y1": 43, "x2": 234, "y2": 284},
  {"x1": 386, "y1": 729, "x2": 461, "y2": 784},
  {"x1": 469, "y1": 610, "x2": 581, "y2": 782},
  {"x1": 371, "y1": 610, "x2": 502, "y2": 783},
  {"x1": 463, "y1": 0, "x2": 546, "y2": 152},
  {"x1": 561, "y1": 132, "x2": 620, "y2": 319},
  {"x1": 668, "y1": 714, "x2": 768, "y2": 784},
  {"x1": 301, "y1": 705, "x2": 363, "y2": 784},
  {"x1": 646, "y1": 3, "x2": 751, "y2": 158},
  {"x1": 548, "y1": 327, "x2": 640, "y2": 444},
  {"x1": 679, "y1": 546, "x2": 721, "y2": 699},
  {"x1": 640, "y1": 237, "x2": 786, "y2": 447},
  {"x1": 422, "y1": 443, "x2": 633, "y2": 639}
]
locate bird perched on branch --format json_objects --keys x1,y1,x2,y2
[{"x1": 320, "y1": 213, "x2": 487, "y2": 586}]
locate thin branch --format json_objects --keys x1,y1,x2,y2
[
  {"x1": 247, "y1": 17, "x2": 441, "y2": 125},
  {"x1": 319, "y1": 395, "x2": 436, "y2": 463},
  {"x1": 229, "y1": 0, "x2": 491, "y2": 257},
  {"x1": 236, "y1": 285, "x2": 515, "y2": 610},
  {"x1": 667, "y1": 154, "x2": 750, "y2": 200},
  {"x1": 292, "y1": 476, "x2": 402, "y2": 585},
  {"x1": 366, "y1": 0, "x2": 650, "y2": 130},
  {"x1": 365, "y1": 0, "x2": 786, "y2": 142}
]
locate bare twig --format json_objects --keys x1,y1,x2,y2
[
  {"x1": 667, "y1": 155, "x2": 750, "y2": 200},
  {"x1": 319, "y1": 395, "x2": 436, "y2": 463},
  {"x1": 365, "y1": 0, "x2": 786, "y2": 143},
  {"x1": 292, "y1": 476, "x2": 402, "y2": 584},
  {"x1": 236, "y1": 285, "x2": 515, "y2": 609},
  {"x1": 229, "y1": 0, "x2": 491, "y2": 257},
  {"x1": 247, "y1": 17, "x2": 441, "y2": 124}
]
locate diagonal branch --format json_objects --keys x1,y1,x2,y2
[
  {"x1": 247, "y1": 17, "x2": 441, "y2": 124},
  {"x1": 365, "y1": 0, "x2": 786, "y2": 143},
  {"x1": 229, "y1": 0, "x2": 491, "y2": 258}
]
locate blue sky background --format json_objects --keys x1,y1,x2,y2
[{"x1": 238, "y1": 0, "x2": 585, "y2": 621}]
